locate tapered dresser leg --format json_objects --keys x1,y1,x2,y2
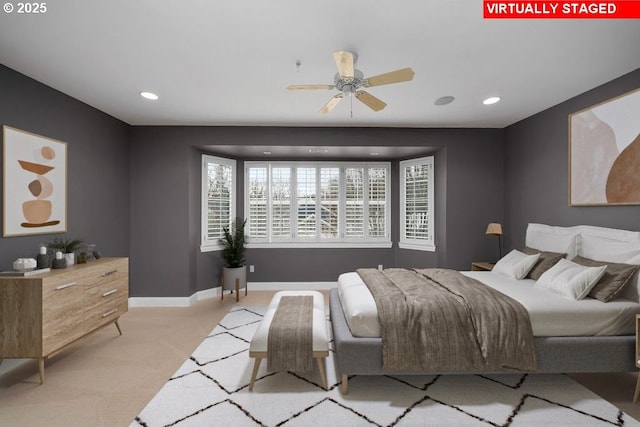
[{"x1": 38, "y1": 358, "x2": 45, "y2": 384}]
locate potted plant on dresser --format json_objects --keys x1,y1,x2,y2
[
  {"x1": 48, "y1": 235, "x2": 84, "y2": 266},
  {"x1": 220, "y1": 218, "x2": 247, "y2": 300}
]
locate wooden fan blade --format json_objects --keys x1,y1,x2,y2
[
  {"x1": 287, "y1": 84, "x2": 335, "y2": 90},
  {"x1": 333, "y1": 51, "x2": 354, "y2": 78},
  {"x1": 363, "y1": 68, "x2": 415, "y2": 87},
  {"x1": 355, "y1": 91, "x2": 387, "y2": 112},
  {"x1": 320, "y1": 93, "x2": 344, "y2": 114}
]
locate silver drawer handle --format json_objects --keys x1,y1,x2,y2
[
  {"x1": 55, "y1": 282, "x2": 78, "y2": 291},
  {"x1": 102, "y1": 308, "x2": 118, "y2": 318},
  {"x1": 102, "y1": 289, "x2": 118, "y2": 297},
  {"x1": 101, "y1": 270, "x2": 118, "y2": 277}
]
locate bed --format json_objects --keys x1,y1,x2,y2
[{"x1": 330, "y1": 223, "x2": 640, "y2": 393}]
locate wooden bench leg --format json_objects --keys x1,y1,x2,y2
[
  {"x1": 316, "y1": 357, "x2": 328, "y2": 390},
  {"x1": 340, "y1": 374, "x2": 348, "y2": 394},
  {"x1": 634, "y1": 372, "x2": 640, "y2": 403},
  {"x1": 249, "y1": 358, "x2": 262, "y2": 391}
]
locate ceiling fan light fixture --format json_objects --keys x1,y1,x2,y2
[
  {"x1": 483, "y1": 96, "x2": 501, "y2": 105},
  {"x1": 289, "y1": 51, "x2": 414, "y2": 115}
]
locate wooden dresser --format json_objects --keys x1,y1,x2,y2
[{"x1": 0, "y1": 257, "x2": 128, "y2": 383}]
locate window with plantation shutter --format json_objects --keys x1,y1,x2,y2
[
  {"x1": 345, "y1": 168, "x2": 364, "y2": 238},
  {"x1": 201, "y1": 155, "x2": 236, "y2": 251},
  {"x1": 320, "y1": 167, "x2": 340, "y2": 238},
  {"x1": 271, "y1": 166, "x2": 292, "y2": 239},
  {"x1": 368, "y1": 167, "x2": 387, "y2": 238},
  {"x1": 296, "y1": 167, "x2": 316, "y2": 239},
  {"x1": 400, "y1": 156, "x2": 435, "y2": 251},
  {"x1": 245, "y1": 162, "x2": 390, "y2": 248},
  {"x1": 247, "y1": 166, "x2": 267, "y2": 239}
]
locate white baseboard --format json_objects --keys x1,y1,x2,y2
[{"x1": 128, "y1": 282, "x2": 337, "y2": 308}]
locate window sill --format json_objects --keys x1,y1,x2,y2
[
  {"x1": 398, "y1": 242, "x2": 436, "y2": 252},
  {"x1": 247, "y1": 241, "x2": 393, "y2": 249},
  {"x1": 200, "y1": 243, "x2": 223, "y2": 253}
]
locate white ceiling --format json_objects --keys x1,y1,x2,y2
[{"x1": 0, "y1": 0, "x2": 639, "y2": 129}]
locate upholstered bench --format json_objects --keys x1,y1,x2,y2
[{"x1": 248, "y1": 290, "x2": 329, "y2": 391}]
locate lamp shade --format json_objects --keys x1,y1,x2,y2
[{"x1": 486, "y1": 223, "x2": 503, "y2": 236}]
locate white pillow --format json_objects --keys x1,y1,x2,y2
[
  {"x1": 526, "y1": 223, "x2": 579, "y2": 259},
  {"x1": 493, "y1": 249, "x2": 540, "y2": 279},
  {"x1": 535, "y1": 258, "x2": 607, "y2": 300}
]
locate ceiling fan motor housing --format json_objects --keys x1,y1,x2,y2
[{"x1": 334, "y1": 69, "x2": 364, "y2": 95}]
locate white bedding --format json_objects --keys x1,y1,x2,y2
[{"x1": 338, "y1": 270, "x2": 640, "y2": 338}]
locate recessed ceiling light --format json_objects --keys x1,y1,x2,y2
[
  {"x1": 263, "y1": 151, "x2": 272, "y2": 155},
  {"x1": 483, "y1": 96, "x2": 500, "y2": 105},
  {"x1": 370, "y1": 152, "x2": 380, "y2": 156},
  {"x1": 140, "y1": 91, "x2": 159, "y2": 100},
  {"x1": 434, "y1": 96, "x2": 455, "y2": 106}
]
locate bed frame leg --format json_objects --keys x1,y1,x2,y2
[{"x1": 340, "y1": 374, "x2": 348, "y2": 394}]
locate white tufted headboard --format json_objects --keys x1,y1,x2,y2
[{"x1": 526, "y1": 223, "x2": 640, "y2": 301}]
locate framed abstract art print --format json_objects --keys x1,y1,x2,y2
[{"x1": 3, "y1": 126, "x2": 67, "y2": 236}]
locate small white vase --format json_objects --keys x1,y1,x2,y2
[{"x1": 64, "y1": 253, "x2": 75, "y2": 266}]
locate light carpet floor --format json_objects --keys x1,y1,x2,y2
[{"x1": 131, "y1": 306, "x2": 640, "y2": 427}]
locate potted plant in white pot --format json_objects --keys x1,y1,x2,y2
[
  {"x1": 48, "y1": 235, "x2": 84, "y2": 266},
  {"x1": 220, "y1": 218, "x2": 247, "y2": 296}
]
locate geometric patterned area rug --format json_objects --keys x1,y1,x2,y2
[{"x1": 131, "y1": 307, "x2": 640, "y2": 427}]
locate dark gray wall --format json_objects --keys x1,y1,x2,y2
[
  {"x1": 504, "y1": 68, "x2": 640, "y2": 250},
  {"x1": 0, "y1": 65, "x2": 130, "y2": 268},
  {"x1": 130, "y1": 126, "x2": 503, "y2": 297}
]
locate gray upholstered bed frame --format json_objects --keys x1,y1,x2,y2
[{"x1": 330, "y1": 289, "x2": 636, "y2": 394}]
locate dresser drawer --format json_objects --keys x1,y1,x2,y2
[
  {"x1": 42, "y1": 276, "x2": 84, "y2": 324},
  {"x1": 80, "y1": 259, "x2": 129, "y2": 289},
  {"x1": 84, "y1": 278, "x2": 128, "y2": 313},
  {"x1": 84, "y1": 296, "x2": 127, "y2": 333},
  {"x1": 42, "y1": 280, "x2": 84, "y2": 354}
]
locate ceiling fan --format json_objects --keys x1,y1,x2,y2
[{"x1": 287, "y1": 51, "x2": 415, "y2": 114}]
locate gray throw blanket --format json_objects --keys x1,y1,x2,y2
[
  {"x1": 356, "y1": 268, "x2": 537, "y2": 373},
  {"x1": 267, "y1": 296, "x2": 314, "y2": 372}
]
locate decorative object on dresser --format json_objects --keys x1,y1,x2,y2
[
  {"x1": 47, "y1": 235, "x2": 84, "y2": 266},
  {"x1": 36, "y1": 245, "x2": 49, "y2": 269},
  {"x1": 0, "y1": 257, "x2": 129, "y2": 384},
  {"x1": 220, "y1": 218, "x2": 247, "y2": 302},
  {"x1": 2, "y1": 125, "x2": 67, "y2": 237},
  {"x1": 485, "y1": 222, "x2": 503, "y2": 260}
]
